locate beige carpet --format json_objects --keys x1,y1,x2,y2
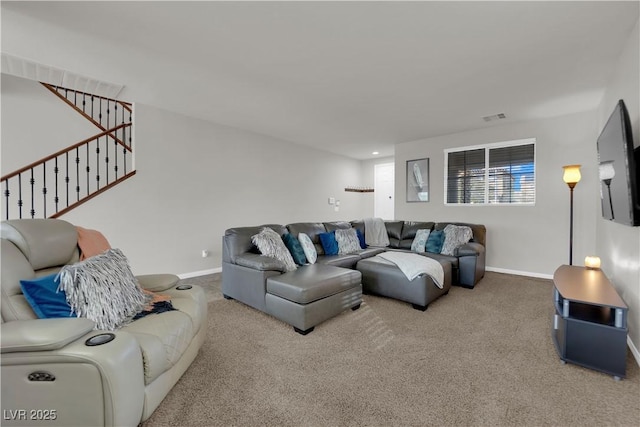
[{"x1": 142, "y1": 272, "x2": 639, "y2": 426}]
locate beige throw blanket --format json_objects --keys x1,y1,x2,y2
[{"x1": 377, "y1": 252, "x2": 444, "y2": 289}]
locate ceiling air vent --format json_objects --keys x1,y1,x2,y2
[{"x1": 482, "y1": 113, "x2": 507, "y2": 122}]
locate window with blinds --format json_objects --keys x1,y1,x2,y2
[{"x1": 445, "y1": 139, "x2": 535, "y2": 205}]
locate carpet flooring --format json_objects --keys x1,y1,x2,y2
[{"x1": 142, "y1": 272, "x2": 639, "y2": 426}]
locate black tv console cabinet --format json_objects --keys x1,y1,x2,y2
[{"x1": 552, "y1": 265, "x2": 628, "y2": 380}]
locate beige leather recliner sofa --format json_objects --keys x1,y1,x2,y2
[{"x1": 1, "y1": 219, "x2": 207, "y2": 426}]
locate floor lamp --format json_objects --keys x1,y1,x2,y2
[{"x1": 562, "y1": 165, "x2": 581, "y2": 265}]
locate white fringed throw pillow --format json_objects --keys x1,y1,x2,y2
[
  {"x1": 57, "y1": 248, "x2": 149, "y2": 331},
  {"x1": 251, "y1": 227, "x2": 297, "y2": 272},
  {"x1": 335, "y1": 228, "x2": 361, "y2": 254},
  {"x1": 440, "y1": 224, "x2": 473, "y2": 256}
]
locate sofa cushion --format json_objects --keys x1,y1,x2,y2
[
  {"x1": 441, "y1": 224, "x2": 473, "y2": 256},
  {"x1": 223, "y1": 224, "x2": 287, "y2": 263},
  {"x1": 400, "y1": 221, "x2": 435, "y2": 241},
  {"x1": 335, "y1": 228, "x2": 361, "y2": 254},
  {"x1": 251, "y1": 228, "x2": 297, "y2": 272},
  {"x1": 434, "y1": 222, "x2": 485, "y2": 247},
  {"x1": 20, "y1": 274, "x2": 75, "y2": 319},
  {"x1": 323, "y1": 221, "x2": 353, "y2": 232},
  {"x1": 122, "y1": 310, "x2": 194, "y2": 385},
  {"x1": 385, "y1": 221, "x2": 404, "y2": 243},
  {"x1": 410, "y1": 229, "x2": 431, "y2": 253},
  {"x1": 57, "y1": 249, "x2": 149, "y2": 331},
  {"x1": 316, "y1": 253, "x2": 361, "y2": 268},
  {"x1": 266, "y1": 264, "x2": 361, "y2": 304},
  {"x1": 318, "y1": 231, "x2": 339, "y2": 256},
  {"x1": 282, "y1": 233, "x2": 307, "y2": 265},
  {"x1": 287, "y1": 223, "x2": 327, "y2": 255},
  {"x1": 426, "y1": 230, "x2": 445, "y2": 254},
  {"x1": 298, "y1": 233, "x2": 317, "y2": 264}
]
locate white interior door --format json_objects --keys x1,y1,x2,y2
[{"x1": 374, "y1": 163, "x2": 395, "y2": 220}]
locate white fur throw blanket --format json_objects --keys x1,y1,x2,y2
[
  {"x1": 364, "y1": 217, "x2": 390, "y2": 247},
  {"x1": 377, "y1": 252, "x2": 444, "y2": 289}
]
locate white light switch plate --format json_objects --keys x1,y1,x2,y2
[{"x1": 328, "y1": 197, "x2": 335, "y2": 205}]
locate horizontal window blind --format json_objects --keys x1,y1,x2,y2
[
  {"x1": 446, "y1": 149, "x2": 485, "y2": 204},
  {"x1": 488, "y1": 144, "x2": 535, "y2": 203},
  {"x1": 446, "y1": 140, "x2": 535, "y2": 205}
]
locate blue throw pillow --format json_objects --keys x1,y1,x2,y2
[
  {"x1": 318, "y1": 231, "x2": 339, "y2": 256},
  {"x1": 282, "y1": 233, "x2": 308, "y2": 265},
  {"x1": 20, "y1": 274, "x2": 75, "y2": 319},
  {"x1": 356, "y1": 229, "x2": 367, "y2": 249},
  {"x1": 426, "y1": 230, "x2": 445, "y2": 254}
]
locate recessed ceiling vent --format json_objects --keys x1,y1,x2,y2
[{"x1": 482, "y1": 113, "x2": 507, "y2": 122}]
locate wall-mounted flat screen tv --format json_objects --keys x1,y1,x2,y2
[{"x1": 597, "y1": 99, "x2": 640, "y2": 227}]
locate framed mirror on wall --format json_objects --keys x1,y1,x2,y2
[{"x1": 406, "y1": 158, "x2": 429, "y2": 202}]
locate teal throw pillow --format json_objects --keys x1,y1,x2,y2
[
  {"x1": 20, "y1": 274, "x2": 75, "y2": 319},
  {"x1": 426, "y1": 230, "x2": 445, "y2": 254},
  {"x1": 282, "y1": 233, "x2": 308, "y2": 265},
  {"x1": 318, "y1": 231, "x2": 339, "y2": 256}
]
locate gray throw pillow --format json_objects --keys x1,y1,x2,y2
[
  {"x1": 440, "y1": 224, "x2": 473, "y2": 256},
  {"x1": 251, "y1": 227, "x2": 297, "y2": 272},
  {"x1": 57, "y1": 248, "x2": 149, "y2": 331},
  {"x1": 335, "y1": 228, "x2": 361, "y2": 254}
]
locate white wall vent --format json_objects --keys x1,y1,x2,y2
[
  {"x1": 1, "y1": 52, "x2": 124, "y2": 99},
  {"x1": 482, "y1": 113, "x2": 507, "y2": 122}
]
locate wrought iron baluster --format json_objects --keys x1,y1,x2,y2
[
  {"x1": 96, "y1": 136, "x2": 101, "y2": 190},
  {"x1": 114, "y1": 127, "x2": 119, "y2": 179},
  {"x1": 76, "y1": 147, "x2": 80, "y2": 202},
  {"x1": 82, "y1": 93, "x2": 86, "y2": 113},
  {"x1": 54, "y1": 157, "x2": 59, "y2": 213},
  {"x1": 42, "y1": 163, "x2": 47, "y2": 218},
  {"x1": 86, "y1": 142, "x2": 90, "y2": 196},
  {"x1": 4, "y1": 178, "x2": 9, "y2": 220},
  {"x1": 65, "y1": 152, "x2": 70, "y2": 207},
  {"x1": 99, "y1": 98, "x2": 103, "y2": 127},
  {"x1": 29, "y1": 168, "x2": 35, "y2": 218},
  {"x1": 18, "y1": 173, "x2": 23, "y2": 219},
  {"x1": 122, "y1": 123, "x2": 127, "y2": 173}
]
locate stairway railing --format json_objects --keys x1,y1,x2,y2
[{"x1": 2, "y1": 123, "x2": 135, "y2": 220}]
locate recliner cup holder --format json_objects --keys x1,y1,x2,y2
[
  {"x1": 176, "y1": 284, "x2": 192, "y2": 290},
  {"x1": 85, "y1": 333, "x2": 115, "y2": 346}
]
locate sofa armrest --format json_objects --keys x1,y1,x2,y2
[
  {"x1": 136, "y1": 273, "x2": 180, "y2": 291},
  {"x1": 1, "y1": 318, "x2": 95, "y2": 353},
  {"x1": 235, "y1": 253, "x2": 286, "y2": 272},
  {"x1": 456, "y1": 242, "x2": 485, "y2": 257}
]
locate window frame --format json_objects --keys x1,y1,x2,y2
[{"x1": 443, "y1": 138, "x2": 536, "y2": 206}]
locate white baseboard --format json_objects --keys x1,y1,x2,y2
[
  {"x1": 486, "y1": 266, "x2": 553, "y2": 280},
  {"x1": 629, "y1": 336, "x2": 640, "y2": 367},
  {"x1": 177, "y1": 267, "x2": 222, "y2": 279}
]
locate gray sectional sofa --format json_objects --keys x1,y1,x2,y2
[{"x1": 222, "y1": 220, "x2": 485, "y2": 334}]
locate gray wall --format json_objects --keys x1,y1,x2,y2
[
  {"x1": 1, "y1": 78, "x2": 369, "y2": 274},
  {"x1": 394, "y1": 110, "x2": 599, "y2": 277},
  {"x1": 596, "y1": 18, "x2": 640, "y2": 353}
]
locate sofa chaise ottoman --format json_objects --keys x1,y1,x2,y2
[
  {"x1": 356, "y1": 256, "x2": 452, "y2": 311},
  {"x1": 264, "y1": 264, "x2": 362, "y2": 335}
]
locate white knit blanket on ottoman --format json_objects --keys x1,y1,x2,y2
[{"x1": 377, "y1": 252, "x2": 444, "y2": 289}]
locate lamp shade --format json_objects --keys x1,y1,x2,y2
[
  {"x1": 599, "y1": 161, "x2": 615, "y2": 181},
  {"x1": 562, "y1": 164, "x2": 582, "y2": 185}
]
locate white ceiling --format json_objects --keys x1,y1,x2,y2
[{"x1": 2, "y1": 1, "x2": 639, "y2": 160}]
